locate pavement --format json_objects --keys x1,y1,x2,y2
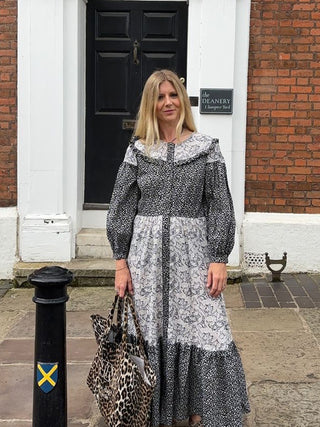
[{"x1": 0, "y1": 273, "x2": 320, "y2": 426}]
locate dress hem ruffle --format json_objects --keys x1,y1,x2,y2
[{"x1": 128, "y1": 336, "x2": 250, "y2": 427}]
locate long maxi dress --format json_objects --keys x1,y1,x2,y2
[{"x1": 107, "y1": 133, "x2": 250, "y2": 427}]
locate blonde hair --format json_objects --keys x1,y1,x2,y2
[{"x1": 134, "y1": 70, "x2": 196, "y2": 149}]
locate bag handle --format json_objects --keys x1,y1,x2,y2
[
  {"x1": 121, "y1": 293, "x2": 147, "y2": 356},
  {"x1": 104, "y1": 294, "x2": 124, "y2": 332}
]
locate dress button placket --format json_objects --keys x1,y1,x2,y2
[{"x1": 162, "y1": 143, "x2": 175, "y2": 342}]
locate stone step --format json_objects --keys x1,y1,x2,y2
[
  {"x1": 13, "y1": 258, "x2": 242, "y2": 288},
  {"x1": 76, "y1": 228, "x2": 112, "y2": 259},
  {"x1": 13, "y1": 258, "x2": 116, "y2": 288}
]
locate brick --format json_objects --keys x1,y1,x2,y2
[
  {"x1": 0, "y1": 0, "x2": 17, "y2": 207},
  {"x1": 291, "y1": 86, "x2": 313, "y2": 93},
  {"x1": 260, "y1": 296, "x2": 280, "y2": 308},
  {"x1": 287, "y1": 166, "x2": 312, "y2": 175},
  {"x1": 273, "y1": 127, "x2": 296, "y2": 134},
  {"x1": 274, "y1": 77, "x2": 296, "y2": 85},
  {"x1": 270, "y1": 158, "x2": 293, "y2": 166},
  {"x1": 271, "y1": 110, "x2": 295, "y2": 118},
  {"x1": 307, "y1": 159, "x2": 320, "y2": 167},
  {"x1": 278, "y1": 85, "x2": 290, "y2": 93},
  {"x1": 275, "y1": 199, "x2": 286, "y2": 206},
  {"x1": 293, "y1": 20, "x2": 314, "y2": 28},
  {"x1": 241, "y1": 0, "x2": 319, "y2": 213},
  {"x1": 273, "y1": 94, "x2": 295, "y2": 101},
  {"x1": 293, "y1": 3, "x2": 316, "y2": 11}
]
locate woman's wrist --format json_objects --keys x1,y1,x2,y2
[{"x1": 115, "y1": 259, "x2": 128, "y2": 271}]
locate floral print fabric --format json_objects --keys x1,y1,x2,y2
[{"x1": 107, "y1": 133, "x2": 250, "y2": 426}]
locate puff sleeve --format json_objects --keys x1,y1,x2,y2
[
  {"x1": 204, "y1": 141, "x2": 236, "y2": 264},
  {"x1": 106, "y1": 145, "x2": 140, "y2": 259}
]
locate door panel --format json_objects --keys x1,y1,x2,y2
[
  {"x1": 96, "y1": 52, "x2": 131, "y2": 114},
  {"x1": 97, "y1": 12, "x2": 131, "y2": 39},
  {"x1": 143, "y1": 53, "x2": 177, "y2": 79},
  {"x1": 85, "y1": 1, "x2": 188, "y2": 206},
  {"x1": 142, "y1": 12, "x2": 178, "y2": 39}
]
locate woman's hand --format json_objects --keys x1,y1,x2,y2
[
  {"x1": 206, "y1": 263, "x2": 227, "y2": 298},
  {"x1": 115, "y1": 260, "x2": 134, "y2": 298}
]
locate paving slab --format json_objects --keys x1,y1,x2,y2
[
  {"x1": 0, "y1": 339, "x2": 34, "y2": 363},
  {"x1": 0, "y1": 338, "x2": 97, "y2": 364},
  {"x1": 66, "y1": 311, "x2": 109, "y2": 338},
  {"x1": 87, "y1": 404, "x2": 105, "y2": 427},
  {"x1": 5, "y1": 311, "x2": 35, "y2": 338},
  {"x1": 0, "y1": 419, "x2": 90, "y2": 427},
  {"x1": 224, "y1": 284, "x2": 244, "y2": 308},
  {"x1": 299, "y1": 309, "x2": 320, "y2": 344},
  {"x1": 246, "y1": 381, "x2": 320, "y2": 427},
  {"x1": 0, "y1": 289, "x2": 35, "y2": 311},
  {"x1": 229, "y1": 308, "x2": 304, "y2": 332},
  {"x1": 6, "y1": 310, "x2": 109, "y2": 339},
  {"x1": 241, "y1": 273, "x2": 320, "y2": 308},
  {"x1": 0, "y1": 365, "x2": 33, "y2": 419},
  {"x1": 69, "y1": 423, "x2": 90, "y2": 427},
  {"x1": 1, "y1": 275, "x2": 320, "y2": 426},
  {"x1": 234, "y1": 330, "x2": 320, "y2": 383},
  {"x1": 67, "y1": 339, "x2": 97, "y2": 362},
  {"x1": 0, "y1": 363, "x2": 94, "y2": 423},
  {"x1": 0, "y1": 288, "x2": 9, "y2": 298},
  {"x1": 68, "y1": 363, "x2": 95, "y2": 419},
  {"x1": 0, "y1": 310, "x2": 26, "y2": 341},
  {"x1": 0, "y1": 280, "x2": 13, "y2": 290},
  {"x1": 0, "y1": 422, "x2": 32, "y2": 426},
  {"x1": 67, "y1": 287, "x2": 115, "y2": 312}
]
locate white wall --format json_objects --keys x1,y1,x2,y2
[
  {"x1": 187, "y1": 0, "x2": 251, "y2": 266},
  {"x1": 16, "y1": 0, "x2": 251, "y2": 267},
  {"x1": 18, "y1": 0, "x2": 86, "y2": 262},
  {"x1": 243, "y1": 213, "x2": 320, "y2": 273},
  {"x1": 0, "y1": 208, "x2": 17, "y2": 279}
]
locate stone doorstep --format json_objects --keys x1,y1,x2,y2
[
  {"x1": 76, "y1": 228, "x2": 113, "y2": 259},
  {"x1": 13, "y1": 259, "x2": 243, "y2": 288},
  {"x1": 13, "y1": 259, "x2": 116, "y2": 288}
]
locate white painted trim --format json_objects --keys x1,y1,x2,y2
[
  {"x1": 20, "y1": 214, "x2": 72, "y2": 262},
  {"x1": 0, "y1": 208, "x2": 18, "y2": 279},
  {"x1": 63, "y1": 0, "x2": 87, "y2": 256},
  {"x1": 82, "y1": 210, "x2": 107, "y2": 229},
  {"x1": 17, "y1": 0, "x2": 87, "y2": 261},
  {"x1": 245, "y1": 212, "x2": 320, "y2": 225},
  {"x1": 17, "y1": 0, "x2": 31, "y2": 218},
  {"x1": 231, "y1": 0, "x2": 252, "y2": 265},
  {"x1": 243, "y1": 213, "x2": 320, "y2": 273},
  {"x1": 187, "y1": 0, "x2": 251, "y2": 266}
]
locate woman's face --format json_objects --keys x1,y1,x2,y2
[{"x1": 156, "y1": 81, "x2": 181, "y2": 126}]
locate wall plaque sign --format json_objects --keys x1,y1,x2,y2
[{"x1": 200, "y1": 88, "x2": 233, "y2": 114}]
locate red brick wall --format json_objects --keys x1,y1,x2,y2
[
  {"x1": 246, "y1": 0, "x2": 320, "y2": 213},
  {"x1": 0, "y1": 0, "x2": 17, "y2": 207}
]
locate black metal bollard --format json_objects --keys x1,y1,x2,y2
[{"x1": 29, "y1": 266, "x2": 73, "y2": 427}]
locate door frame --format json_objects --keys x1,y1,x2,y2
[{"x1": 80, "y1": 0, "x2": 251, "y2": 268}]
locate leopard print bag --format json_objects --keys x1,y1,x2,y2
[{"x1": 87, "y1": 294, "x2": 156, "y2": 427}]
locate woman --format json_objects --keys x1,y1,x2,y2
[{"x1": 107, "y1": 70, "x2": 250, "y2": 427}]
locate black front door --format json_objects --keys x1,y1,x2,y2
[{"x1": 85, "y1": 0, "x2": 188, "y2": 206}]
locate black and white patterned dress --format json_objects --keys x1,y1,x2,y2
[{"x1": 107, "y1": 133, "x2": 250, "y2": 426}]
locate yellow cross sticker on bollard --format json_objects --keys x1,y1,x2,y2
[{"x1": 37, "y1": 362, "x2": 58, "y2": 393}]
